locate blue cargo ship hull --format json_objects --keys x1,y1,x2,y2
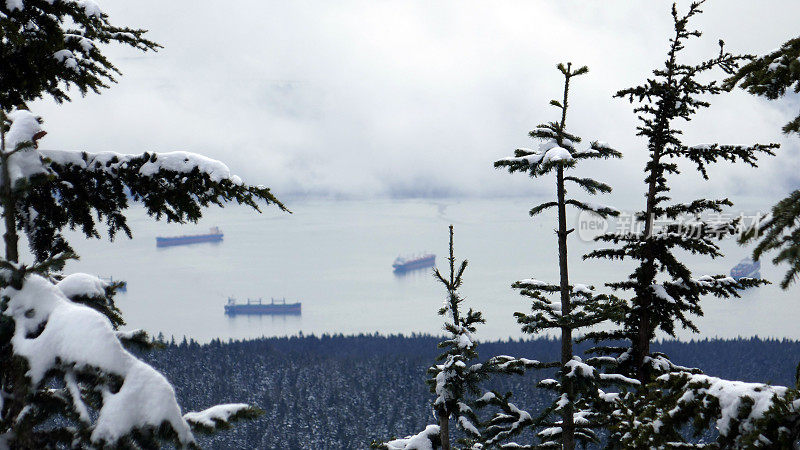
[
  {"x1": 224, "y1": 298, "x2": 301, "y2": 316},
  {"x1": 393, "y1": 254, "x2": 436, "y2": 273},
  {"x1": 156, "y1": 232, "x2": 223, "y2": 247}
]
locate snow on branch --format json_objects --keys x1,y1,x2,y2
[
  {"x1": 183, "y1": 403, "x2": 261, "y2": 433},
  {"x1": 2, "y1": 274, "x2": 197, "y2": 446},
  {"x1": 637, "y1": 372, "x2": 794, "y2": 447},
  {"x1": 376, "y1": 425, "x2": 441, "y2": 450},
  {"x1": 41, "y1": 149, "x2": 240, "y2": 184}
]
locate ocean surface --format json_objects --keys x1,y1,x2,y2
[{"x1": 40, "y1": 197, "x2": 799, "y2": 343}]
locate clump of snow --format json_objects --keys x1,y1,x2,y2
[
  {"x1": 564, "y1": 357, "x2": 595, "y2": 379},
  {"x1": 5, "y1": 0, "x2": 22, "y2": 11},
  {"x1": 40, "y1": 149, "x2": 243, "y2": 184},
  {"x1": 458, "y1": 415, "x2": 479, "y2": 436},
  {"x1": 517, "y1": 279, "x2": 551, "y2": 287},
  {"x1": 497, "y1": 148, "x2": 544, "y2": 165},
  {"x1": 138, "y1": 151, "x2": 233, "y2": 182},
  {"x1": 478, "y1": 392, "x2": 496, "y2": 402},
  {"x1": 3, "y1": 110, "x2": 48, "y2": 186},
  {"x1": 651, "y1": 284, "x2": 675, "y2": 303},
  {"x1": 183, "y1": 403, "x2": 250, "y2": 428},
  {"x1": 384, "y1": 425, "x2": 440, "y2": 450},
  {"x1": 572, "y1": 284, "x2": 592, "y2": 295},
  {"x1": 663, "y1": 373, "x2": 788, "y2": 437},
  {"x1": 53, "y1": 49, "x2": 79, "y2": 71},
  {"x1": 76, "y1": 0, "x2": 102, "y2": 17},
  {"x1": 542, "y1": 146, "x2": 574, "y2": 164},
  {"x1": 56, "y1": 273, "x2": 107, "y2": 298},
  {"x1": 3, "y1": 274, "x2": 194, "y2": 446},
  {"x1": 538, "y1": 139, "x2": 560, "y2": 152}
]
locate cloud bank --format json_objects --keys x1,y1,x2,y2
[{"x1": 31, "y1": 0, "x2": 800, "y2": 207}]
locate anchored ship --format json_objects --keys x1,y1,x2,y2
[
  {"x1": 224, "y1": 297, "x2": 301, "y2": 316},
  {"x1": 392, "y1": 253, "x2": 436, "y2": 273},
  {"x1": 730, "y1": 258, "x2": 761, "y2": 281},
  {"x1": 156, "y1": 226, "x2": 223, "y2": 247}
]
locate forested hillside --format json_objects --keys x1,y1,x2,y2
[{"x1": 142, "y1": 335, "x2": 800, "y2": 449}]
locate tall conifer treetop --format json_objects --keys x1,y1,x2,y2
[
  {"x1": 486, "y1": 63, "x2": 629, "y2": 449},
  {"x1": 584, "y1": 0, "x2": 778, "y2": 385},
  {"x1": 374, "y1": 226, "x2": 535, "y2": 450}
]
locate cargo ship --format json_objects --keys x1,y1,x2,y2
[
  {"x1": 392, "y1": 253, "x2": 436, "y2": 273},
  {"x1": 156, "y1": 227, "x2": 223, "y2": 247},
  {"x1": 224, "y1": 297, "x2": 301, "y2": 316},
  {"x1": 730, "y1": 258, "x2": 761, "y2": 281}
]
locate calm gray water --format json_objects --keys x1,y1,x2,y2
[{"x1": 44, "y1": 197, "x2": 798, "y2": 343}]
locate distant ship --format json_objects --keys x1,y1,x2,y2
[
  {"x1": 730, "y1": 258, "x2": 761, "y2": 281},
  {"x1": 156, "y1": 227, "x2": 223, "y2": 247},
  {"x1": 224, "y1": 297, "x2": 301, "y2": 316},
  {"x1": 392, "y1": 253, "x2": 436, "y2": 273}
]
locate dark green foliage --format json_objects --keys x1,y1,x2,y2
[
  {"x1": 584, "y1": 1, "x2": 777, "y2": 386},
  {"x1": 0, "y1": 2, "x2": 272, "y2": 448},
  {"x1": 490, "y1": 63, "x2": 624, "y2": 449},
  {"x1": 376, "y1": 227, "x2": 536, "y2": 450},
  {"x1": 728, "y1": 35, "x2": 800, "y2": 290},
  {"x1": 135, "y1": 335, "x2": 800, "y2": 449},
  {"x1": 740, "y1": 190, "x2": 800, "y2": 289},
  {"x1": 726, "y1": 36, "x2": 800, "y2": 136},
  {"x1": 0, "y1": 0, "x2": 160, "y2": 109},
  {"x1": 20, "y1": 150, "x2": 286, "y2": 262}
]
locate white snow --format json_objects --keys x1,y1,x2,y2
[
  {"x1": 53, "y1": 49, "x2": 78, "y2": 70},
  {"x1": 3, "y1": 110, "x2": 48, "y2": 186},
  {"x1": 516, "y1": 279, "x2": 551, "y2": 287},
  {"x1": 478, "y1": 392, "x2": 496, "y2": 402},
  {"x1": 572, "y1": 284, "x2": 592, "y2": 295},
  {"x1": 5, "y1": 0, "x2": 22, "y2": 11},
  {"x1": 542, "y1": 146, "x2": 574, "y2": 164},
  {"x1": 538, "y1": 139, "x2": 560, "y2": 153},
  {"x1": 183, "y1": 403, "x2": 250, "y2": 428},
  {"x1": 384, "y1": 425, "x2": 440, "y2": 450},
  {"x1": 651, "y1": 284, "x2": 675, "y2": 303},
  {"x1": 138, "y1": 151, "x2": 233, "y2": 182},
  {"x1": 41, "y1": 149, "x2": 242, "y2": 184},
  {"x1": 564, "y1": 357, "x2": 595, "y2": 378},
  {"x1": 56, "y1": 273, "x2": 107, "y2": 298},
  {"x1": 3, "y1": 274, "x2": 195, "y2": 446},
  {"x1": 497, "y1": 148, "x2": 544, "y2": 165},
  {"x1": 663, "y1": 373, "x2": 788, "y2": 437},
  {"x1": 456, "y1": 329, "x2": 474, "y2": 349},
  {"x1": 76, "y1": 0, "x2": 102, "y2": 17},
  {"x1": 458, "y1": 415, "x2": 479, "y2": 436}
]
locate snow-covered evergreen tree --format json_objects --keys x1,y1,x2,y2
[
  {"x1": 486, "y1": 63, "x2": 629, "y2": 449},
  {"x1": 584, "y1": 0, "x2": 777, "y2": 387},
  {"x1": 0, "y1": 1, "x2": 284, "y2": 447},
  {"x1": 374, "y1": 226, "x2": 534, "y2": 450},
  {"x1": 579, "y1": 2, "x2": 779, "y2": 447},
  {"x1": 727, "y1": 34, "x2": 800, "y2": 289},
  {"x1": 613, "y1": 21, "x2": 800, "y2": 450},
  {"x1": 0, "y1": 0, "x2": 160, "y2": 109}
]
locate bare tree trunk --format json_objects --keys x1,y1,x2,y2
[
  {"x1": 556, "y1": 164, "x2": 574, "y2": 450},
  {"x1": 556, "y1": 66, "x2": 575, "y2": 450},
  {"x1": 438, "y1": 406, "x2": 451, "y2": 450}
]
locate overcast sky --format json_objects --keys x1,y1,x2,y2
[{"x1": 30, "y1": 0, "x2": 800, "y2": 208}]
